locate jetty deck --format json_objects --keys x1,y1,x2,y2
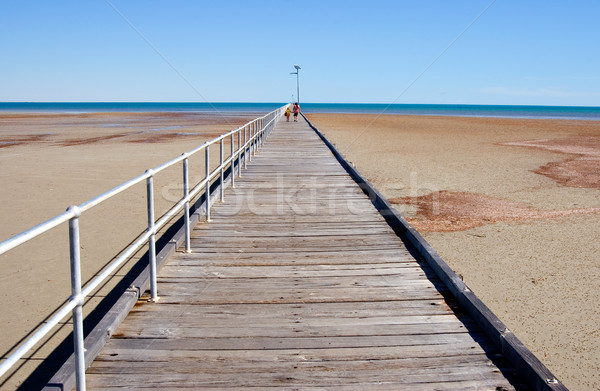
[{"x1": 84, "y1": 118, "x2": 528, "y2": 389}]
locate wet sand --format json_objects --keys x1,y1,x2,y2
[
  {"x1": 0, "y1": 111, "x2": 257, "y2": 389},
  {"x1": 307, "y1": 113, "x2": 600, "y2": 390}
]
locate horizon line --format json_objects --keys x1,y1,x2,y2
[{"x1": 2, "y1": 101, "x2": 600, "y2": 108}]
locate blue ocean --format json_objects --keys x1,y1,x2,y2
[{"x1": 1, "y1": 102, "x2": 600, "y2": 120}]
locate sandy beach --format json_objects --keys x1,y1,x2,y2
[
  {"x1": 0, "y1": 111, "x2": 257, "y2": 389},
  {"x1": 307, "y1": 113, "x2": 600, "y2": 390},
  {"x1": 1, "y1": 111, "x2": 599, "y2": 390}
]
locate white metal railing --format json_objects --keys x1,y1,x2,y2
[{"x1": 0, "y1": 104, "x2": 288, "y2": 390}]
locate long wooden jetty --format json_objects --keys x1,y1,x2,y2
[{"x1": 47, "y1": 115, "x2": 564, "y2": 390}]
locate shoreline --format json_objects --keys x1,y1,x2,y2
[
  {"x1": 2, "y1": 101, "x2": 600, "y2": 121},
  {"x1": 4, "y1": 110, "x2": 600, "y2": 121}
]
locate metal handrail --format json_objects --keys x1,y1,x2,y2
[{"x1": 0, "y1": 104, "x2": 288, "y2": 389}]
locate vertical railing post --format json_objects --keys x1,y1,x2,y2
[
  {"x1": 248, "y1": 121, "x2": 256, "y2": 162},
  {"x1": 145, "y1": 170, "x2": 158, "y2": 301},
  {"x1": 182, "y1": 154, "x2": 191, "y2": 253},
  {"x1": 253, "y1": 121, "x2": 257, "y2": 156},
  {"x1": 237, "y1": 130, "x2": 242, "y2": 177},
  {"x1": 246, "y1": 123, "x2": 250, "y2": 163},
  {"x1": 230, "y1": 133, "x2": 235, "y2": 188},
  {"x1": 251, "y1": 122, "x2": 255, "y2": 157},
  {"x1": 260, "y1": 118, "x2": 265, "y2": 147},
  {"x1": 258, "y1": 121, "x2": 262, "y2": 148},
  {"x1": 244, "y1": 125, "x2": 248, "y2": 168},
  {"x1": 205, "y1": 147, "x2": 211, "y2": 222},
  {"x1": 256, "y1": 119, "x2": 260, "y2": 152},
  {"x1": 67, "y1": 205, "x2": 86, "y2": 391},
  {"x1": 219, "y1": 138, "x2": 224, "y2": 202}
]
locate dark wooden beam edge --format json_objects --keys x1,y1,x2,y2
[
  {"x1": 302, "y1": 113, "x2": 567, "y2": 391},
  {"x1": 43, "y1": 154, "x2": 246, "y2": 391}
]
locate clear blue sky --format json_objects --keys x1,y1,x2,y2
[{"x1": 1, "y1": 1, "x2": 599, "y2": 105}]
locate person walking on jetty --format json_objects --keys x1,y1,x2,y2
[
  {"x1": 284, "y1": 106, "x2": 291, "y2": 122},
  {"x1": 292, "y1": 103, "x2": 300, "y2": 122}
]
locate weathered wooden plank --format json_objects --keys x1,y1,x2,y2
[
  {"x1": 121, "y1": 313, "x2": 469, "y2": 329},
  {"x1": 155, "y1": 285, "x2": 446, "y2": 303},
  {"x1": 173, "y1": 248, "x2": 411, "y2": 257},
  {"x1": 125, "y1": 299, "x2": 457, "y2": 318},
  {"x1": 155, "y1": 273, "x2": 441, "y2": 288},
  {"x1": 86, "y1": 361, "x2": 516, "y2": 389},
  {"x1": 192, "y1": 226, "x2": 391, "y2": 235},
  {"x1": 156, "y1": 272, "x2": 443, "y2": 287},
  {"x1": 189, "y1": 234, "x2": 407, "y2": 244},
  {"x1": 95, "y1": 332, "x2": 489, "y2": 351},
  {"x1": 184, "y1": 246, "x2": 409, "y2": 254},
  {"x1": 167, "y1": 258, "x2": 416, "y2": 267},
  {"x1": 118, "y1": 311, "x2": 466, "y2": 327},
  {"x1": 168, "y1": 257, "x2": 416, "y2": 268},
  {"x1": 114, "y1": 321, "x2": 472, "y2": 339},
  {"x1": 191, "y1": 227, "x2": 395, "y2": 237},
  {"x1": 91, "y1": 340, "x2": 497, "y2": 362},
  {"x1": 82, "y1": 380, "x2": 517, "y2": 391},
  {"x1": 87, "y1": 357, "x2": 512, "y2": 378},
  {"x1": 158, "y1": 265, "x2": 428, "y2": 279},
  {"x1": 186, "y1": 243, "x2": 408, "y2": 251}
]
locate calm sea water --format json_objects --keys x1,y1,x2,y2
[{"x1": 2, "y1": 102, "x2": 600, "y2": 120}]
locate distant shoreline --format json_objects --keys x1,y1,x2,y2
[{"x1": 2, "y1": 102, "x2": 600, "y2": 120}]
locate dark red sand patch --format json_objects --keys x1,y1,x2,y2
[
  {"x1": 504, "y1": 136, "x2": 600, "y2": 189},
  {"x1": 390, "y1": 191, "x2": 600, "y2": 232}
]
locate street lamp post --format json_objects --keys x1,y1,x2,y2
[{"x1": 290, "y1": 64, "x2": 301, "y2": 104}]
